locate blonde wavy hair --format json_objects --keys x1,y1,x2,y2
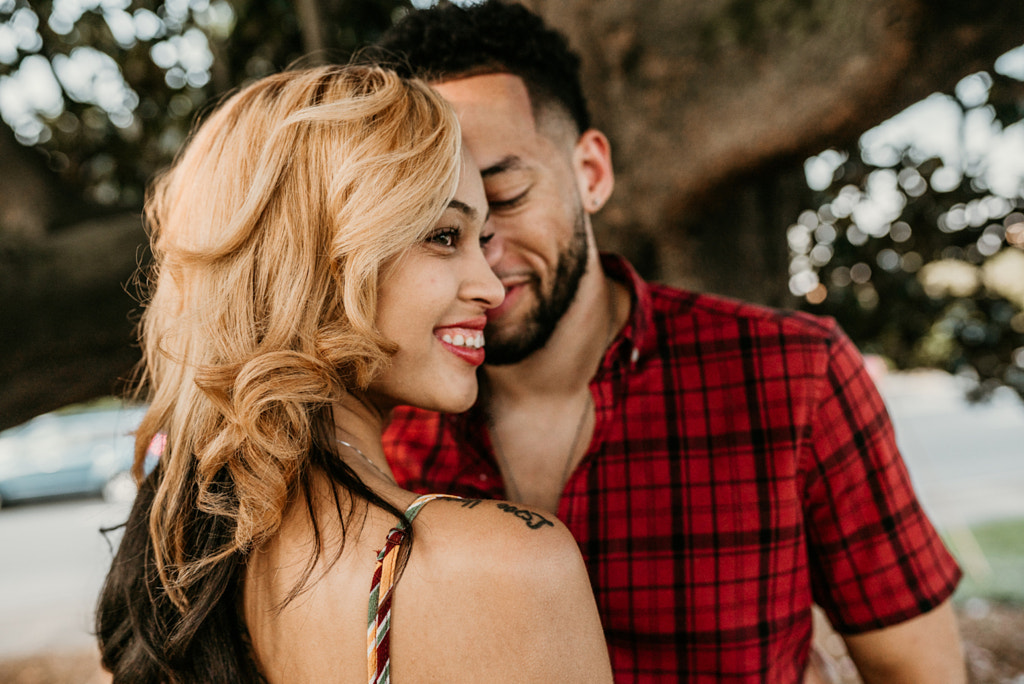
[{"x1": 133, "y1": 65, "x2": 462, "y2": 608}]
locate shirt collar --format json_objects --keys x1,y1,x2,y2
[
  {"x1": 599, "y1": 252, "x2": 657, "y2": 368},
  {"x1": 452, "y1": 252, "x2": 657, "y2": 435}
]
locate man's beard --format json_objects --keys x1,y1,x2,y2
[{"x1": 484, "y1": 209, "x2": 589, "y2": 366}]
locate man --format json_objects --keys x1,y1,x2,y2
[{"x1": 375, "y1": 3, "x2": 965, "y2": 681}]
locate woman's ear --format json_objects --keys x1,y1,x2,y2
[{"x1": 574, "y1": 129, "x2": 614, "y2": 213}]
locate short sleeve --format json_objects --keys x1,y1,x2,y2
[{"x1": 803, "y1": 327, "x2": 961, "y2": 633}]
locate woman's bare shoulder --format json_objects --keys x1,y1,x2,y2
[
  {"x1": 409, "y1": 497, "x2": 591, "y2": 589},
  {"x1": 393, "y1": 498, "x2": 613, "y2": 682}
]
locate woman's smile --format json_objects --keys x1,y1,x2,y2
[{"x1": 435, "y1": 316, "x2": 487, "y2": 366}]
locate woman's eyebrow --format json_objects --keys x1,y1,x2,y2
[{"x1": 448, "y1": 199, "x2": 479, "y2": 220}]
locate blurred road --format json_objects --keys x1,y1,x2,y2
[
  {"x1": 0, "y1": 370, "x2": 1021, "y2": 660},
  {"x1": 0, "y1": 498, "x2": 128, "y2": 660},
  {"x1": 878, "y1": 370, "x2": 1024, "y2": 528}
]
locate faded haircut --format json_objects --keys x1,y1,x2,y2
[{"x1": 368, "y1": 1, "x2": 591, "y2": 135}]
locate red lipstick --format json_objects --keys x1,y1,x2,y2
[{"x1": 435, "y1": 317, "x2": 487, "y2": 366}]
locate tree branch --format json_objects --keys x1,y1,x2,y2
[{"x1": 293, "y1": 0, "x2": 326, "y2": 60}]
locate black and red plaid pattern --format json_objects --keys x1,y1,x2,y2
[{"x1": 383, "y1": 255, "x2": 961, "y2": 683}]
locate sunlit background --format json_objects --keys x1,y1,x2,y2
[{"x1": 792, "y1": 53, "x2": 1024, "y2": 405}]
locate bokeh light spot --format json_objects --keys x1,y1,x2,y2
[
  {"x1": 891, "y1": 221, "x2": 912, "y2": 243},
  {"x1": 846, "y1": 224, "x2": 868, "y2": 246},
  {"x1": 901, "y1": 251, "x2": 923, "y2": 273},
  {"x1": 1007, "y1": 222, "x2": 1024, "y2": 247},
  {"x1": 788, "y1": 270, "x2": 819, "y2": 297},
  {"x1": 856, "y1": 284, "x2": 879, "y2": 310},
  {"x1": 850, "y1": 262, "x2": 872, "y2": 284},
  {"x1": 877, "y1": 249, "x2": 901, "y2": 272},
  {"x1": 810, "y1": 244, "x2": 833, "y2": 267},
  {"x1": 831, "y1": 267, "x2": 852, "y2": 288},
  {"x1": 787, "y1": 224, "x2": 812, "y2": 255},
  {"x1": 930, "y1": 166, "x2": 962, "y2": 193},
  {"x1": 1010, "y1": 313, "x2": 1024, "y2": 334},
  {"x1": 814, "y1": 222, "x2": 837, "y2": 245},
  {"x1": 955, "y1": 72, "x2": 992, "y2": 109},
  {"x1": 805, "y1": 284, "x2": 827, "y2": 305}
]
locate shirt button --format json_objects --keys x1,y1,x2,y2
[
  {"x1": 479, "y1": 473, "x2": 488, "y2": 481},
  {"x1": 630, "y1": 348, "x2": 639, "y2": 364}
]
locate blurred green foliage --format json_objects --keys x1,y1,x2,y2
[
  {"x1": 951, "y1": 518, "x2": 1024, "y2": 602},
  {"x1": 793, "y1": 68, "x2": 1024, "y2": 403},
  {"x1": 0, "y1": 0, "x2": 409, "y2": 212}
]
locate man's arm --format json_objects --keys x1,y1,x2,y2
[
  {"x1": 843, "y1": 598, "x2": 966, "y2": 684},
  {"x1": 801, "y1": 322, "x2": 964, "y2": 681}
]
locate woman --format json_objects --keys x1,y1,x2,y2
[{"x1": 96, "y1": 65, "x2": 612, "y2": 683}]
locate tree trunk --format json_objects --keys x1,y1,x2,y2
[
  {"x1": 0, "y1": 126, "x2": 70, "y2": 239},
  {"x1": 294, "y1": 0, "x2": 327, "y2": 58},
  {"x1": 1, "y1": 214, "x2": 146, "y2": 429}
]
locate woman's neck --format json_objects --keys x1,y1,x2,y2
[{"x1": 331, "y1": 392, "x2": 397, "y2": 485}]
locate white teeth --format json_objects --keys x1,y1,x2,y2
[{"x1": 441, "y1": 332, "x2": 485, "y2": 348}]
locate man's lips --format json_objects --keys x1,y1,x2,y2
[
  {"x1": 497, "y1": 275, "x2": 532, "y2": 290},
  {"x1": 487, "y1": 277, "x2": 532, "y2": 321}
]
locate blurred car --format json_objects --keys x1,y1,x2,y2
[{"x1": 0, "y1": 404, "x2": 147, "y2": 509}]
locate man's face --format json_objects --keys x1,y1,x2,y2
[{"x1": 433, "y1": 73, "x2": 590, "y2": 365}]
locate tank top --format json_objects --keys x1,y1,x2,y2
[{"x1": 367, "y1": 493, "x2": 460, "y2": 684}]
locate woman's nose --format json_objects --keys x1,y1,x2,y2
[{"x1": 465, "y1": 245, "x2": 505, "y2": 309}]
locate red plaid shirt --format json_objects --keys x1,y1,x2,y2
[{"x1": 383, "y1": 255, "x2": 961, "y2": 682}]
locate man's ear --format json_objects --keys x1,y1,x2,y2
[{"x1": 574, "y1": 129, "x2": 614, "y2": 213}]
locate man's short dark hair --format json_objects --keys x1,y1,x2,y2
[{"x1": 370, "y1": 1, "x2": 591, "y2": 134}]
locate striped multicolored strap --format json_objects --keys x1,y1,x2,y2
[{"x1": 367, "y1": 494, "x2": 460, "y2": 684}]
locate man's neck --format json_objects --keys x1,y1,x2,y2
[{"x1": 484, "y1": 251, "x2": 628, "y2": 404}]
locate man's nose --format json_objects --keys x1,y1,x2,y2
[{"x1": 483, "y1": 229, "x2": 504, "y2": 269}]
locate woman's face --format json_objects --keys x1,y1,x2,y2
[{"x1": 367, "y1": 150, "x2": 504, "y2": 413}]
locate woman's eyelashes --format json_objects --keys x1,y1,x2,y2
[
  {"x1": 425, "y1": 226, "x2": 495, "y2": 251},
  {"x1": 425, "y1": 226, "x2": 461, "y2": 249}
]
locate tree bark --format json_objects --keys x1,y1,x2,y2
[
  {"x1": 0, "y1": 125, "x2": 69, "y2": 240},
  {"x1": 1, "y1": 214, "x2": 146, "y2": 430}
]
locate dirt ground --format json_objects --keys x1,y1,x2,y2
[
  {"x1": 957, "y1": 600, "x2": 1024, "y2": 684},
  {"x1": 1, "y1": 601, "x2": 1021, "y2": 683},
  {"x1": 0, "y1": 650, "x2": 107, "y2": 684}
]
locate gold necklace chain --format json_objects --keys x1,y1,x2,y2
[{"x1": 490, "y1": 281, "x2": 620, "y2": 504}]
